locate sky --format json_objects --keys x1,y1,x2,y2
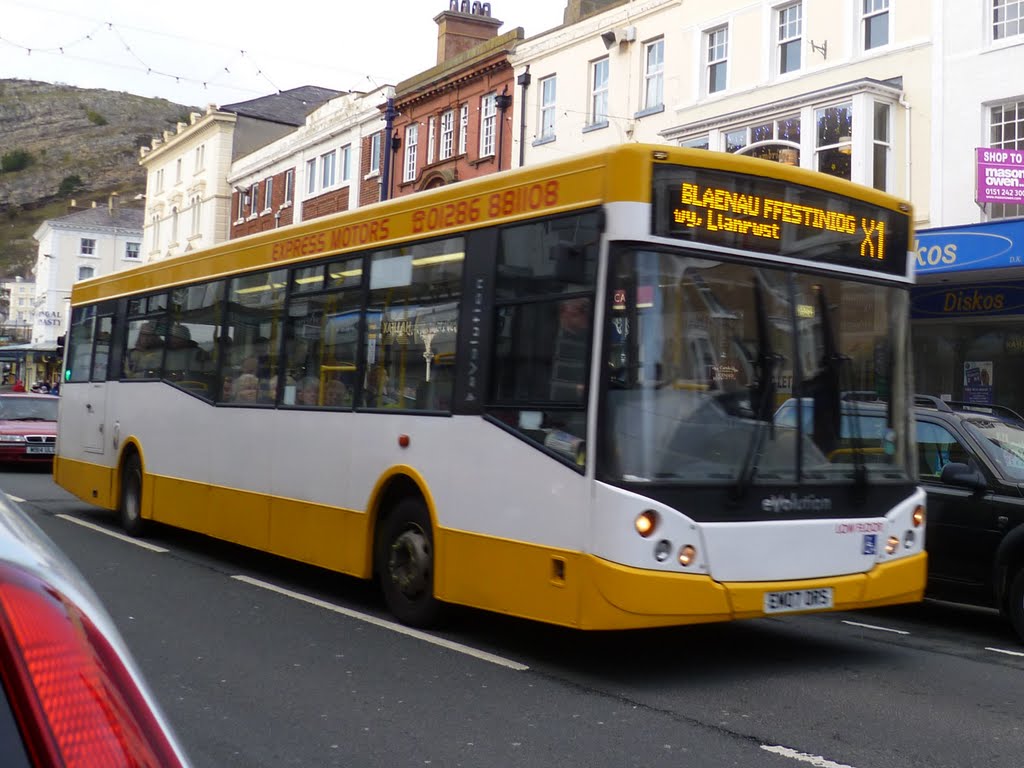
[{"x1": 0, "y1": 0, "x2": 567, "y2": 108}]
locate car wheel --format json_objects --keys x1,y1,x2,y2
[
  {"x1": 119, "y1": 453, "x2": 147, "y2": 537},
  {"x1": 378, "y1": 497, "x2": 440, "y2": 627},
  {"x1": 1009, "y1": 569, "x2": 1024, "y2": 643}
]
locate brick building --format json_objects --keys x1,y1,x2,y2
[{"x1": 385, "y1": 2, "x2": 523, "y2": 199}]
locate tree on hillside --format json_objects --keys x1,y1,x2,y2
[
  {"x1": 58, "y1": 175, "x2": 85, "y2": 196},
  {"x1": 1, "y1": 150, "x2": 34, "y2": 173}
]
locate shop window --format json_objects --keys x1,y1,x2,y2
[
  {"x1": 815, "y1": 103, "x2": 853, "y2": 180},
  {"x1": 989, "y1": 100, "x2": 1024, "y2": 220}
]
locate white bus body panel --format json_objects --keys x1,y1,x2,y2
[{"x1": 62, "y1": 382, "x2": 590, "y2": 551}]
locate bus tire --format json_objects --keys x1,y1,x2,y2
[
  {"x1": 1009, "y1": 568, "x2": 1024, "y2": 643},
  {"x1": 119, "y1": 453, "x2": 147, "y2": 537},
  {"x1": 378, "y1": 497, "x2": 440, "y2": 627}
]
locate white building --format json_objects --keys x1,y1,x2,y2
[
  {"x1": 512, "y1": 0, "x2": 929, "y2": 220},
  {"x1": 228, "y1": 85, "x2": 395, "y2": 228},
  {"x1": 138, "y1": 105, "x2": 237, "y2": 261},
  {"x1": 0, "y1": 277, "x2": 36, "y2": 339},
  {"x1": 138, "y1": 87, "x2": 343, "y2": 259},
  {"x1": 31, "y1": 196, "x2": 143, "y2": 345}
]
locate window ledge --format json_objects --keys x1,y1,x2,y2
[
  {"x1": 363, "y1": 170, "x2": 380, "y2": 181},
  {"x1": 532, "y1": 135, "x2": 556, "y2": 147},
  {"x1": 634, "y1": 105, "x2": 665, "y2": 119},
  {"x1": 582, "y1": 121, "x2": 609, "y2": 134}
]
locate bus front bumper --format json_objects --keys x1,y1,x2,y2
[{"x1": 579, "y1": 551, "x2": 927, "y2": 630}]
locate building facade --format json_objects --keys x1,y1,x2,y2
[
  {"x1": 0, "y1": 277, "x2": 36, "y2": 343},
  {"x1": 511, "y1": 0, "x2": 927, "y2": 210},
  {"x1": 228, "y1": 85, "x2": 394, "y2": 237},
  {"x1": 387, "y1": 4, "x2": 523, "y2": 198},
  {"x1": 139, "y1": 106, "x2": 236, "y2": 261},
  {"x1": 910, "y1": 2, "x2": 1024, "y2": 414},
  {"x1": 139, "y1": 87, "x2": 341, "y2": 257}
]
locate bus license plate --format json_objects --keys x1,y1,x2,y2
[
  {"x1": 763, "y1": 588, "x2": 833, "y2": 614},
  {"x1": 26, "y1": 446, "x2": 55, "y2": 455}
]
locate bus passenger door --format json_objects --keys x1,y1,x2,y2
[{"x1": 83, "y1": 316, "x2": 112, "y2": 455}]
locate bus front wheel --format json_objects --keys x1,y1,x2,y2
[
  {"x1": 119, "y1": 453, "x2": 147, "y2": 537},
  {"x1": 378, "y1": 498, "x2": 440, "y2": 627}
]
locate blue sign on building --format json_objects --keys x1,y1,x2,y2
[{"x1": 914, "y1": 219, "x2": 1024, "y2": 275}]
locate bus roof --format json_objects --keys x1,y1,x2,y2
[{"x1": 72, "y1": 143, "x2": 912, "y2": 305}]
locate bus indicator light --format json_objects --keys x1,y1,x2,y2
[
  {"x1": 635, "y1": 510, "x2": 658, "y2": 537},
  {"x1": 678, "y1": 545, "x2": 697, "y2": 567},
  {"x1": 885, "y1": 536, "x2": 900, "y2": 555},
  {"x1": 913, "y1": 505, "x2": 925, "y2": 527}
]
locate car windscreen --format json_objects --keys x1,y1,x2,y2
[
  {"x1": 962, "y1": 417, "x2": 1024, "y2": 481},
  {"x1": 0, "y1": 397, "x2": 58, "y2": 422}
]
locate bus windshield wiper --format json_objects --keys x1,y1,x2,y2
[{"x1": 730, "y1": 280, "x2": 777, "y2": 502}]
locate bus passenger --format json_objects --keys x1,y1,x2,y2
[
  {"x1": 324, "y1": 378, "x2": 349, "y2": 407},
  {"x1": 295, "y1": 376, "x2": 320, "y2": 406},
  {"x1": 233, "y1": 373, "x2": 259, "y2": 403}
]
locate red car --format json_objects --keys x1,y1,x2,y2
[{"x1": 0, "y1": 393, "x2": 58, "y2": 464}]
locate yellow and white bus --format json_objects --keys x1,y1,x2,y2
[{"x1": 54, "y1": 144, "x2": 926, "y2": 629}]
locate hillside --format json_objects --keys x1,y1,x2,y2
[{"x1": 0, "y1": 79, "x2": 196, "y2": 277}]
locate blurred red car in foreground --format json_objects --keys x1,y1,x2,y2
[
  {"x1": 0, "y1": 394, "x2": 57, "y2": 465},
  {"x1": 0, "y1": 490, "x2": 191, "y2": 766}
]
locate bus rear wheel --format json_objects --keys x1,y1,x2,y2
[
  {"x1": 119, "y1": 453, "x2": 147, "y2": 537},
  {"x1": 378, "y1": 498, "x2": 440, "y2": 627}
]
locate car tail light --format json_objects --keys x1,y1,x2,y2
[{"x1": 0, "y1": 563, "x2": 184, "y2": 768}]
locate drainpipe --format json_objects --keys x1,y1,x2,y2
[
  {"x1": 495, "y1": 86, "x2": 512, "y2": 172},
  {"x1": 899, "y1": 92, "x2": 911, "y2": 204},
  {"x1": 516, "y1": 66, "x2": 531, "y2": 168},
  {"x1": 380, "y1": 97, "x2": 399, "y2": 202}
]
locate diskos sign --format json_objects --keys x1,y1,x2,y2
[
  {"x1": 911, "y1": 282, "x2": 1024, "y2": 318},
  {"x1": 914, "y1": 220, "x2": 1021, "y2": 275}
]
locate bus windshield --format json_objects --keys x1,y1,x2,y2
[{"x1": 601, "y1": 247, "x2": 912, "y2": 486}]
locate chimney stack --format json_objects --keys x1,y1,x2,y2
[
  {"x1": 108, "y1": 192, "x2": 119, "y2": 216},
  {"x1": 435, "y1": 2, "x2": 502, "y2": 65}
]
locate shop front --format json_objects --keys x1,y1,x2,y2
[{"x1": 911, "y1": 219, "x2": 1024, "y2": 414}]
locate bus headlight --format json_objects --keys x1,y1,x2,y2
[
  {"x1": 654, "y1": 540, "x2": 672, "y2": 562},
  {"x1": 678, "y1": 544, "x2": 697, "y2": 567},
  {"x1": 635, "y1": 510, "x2": 659, "y2": 538},
  {"x1": 885, "y1": 536, "x2": 900, "y2": 555}
]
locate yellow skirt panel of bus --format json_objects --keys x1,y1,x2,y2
[
  {"x1": 53, "y1": 457, "x2": 116, "y2": 511},
  {"x1": 147, "y1": 475, "x2": 371, "y2": 577},
  {"x1": 436, "y1": 528, "x2": 584, "y2": 627}
]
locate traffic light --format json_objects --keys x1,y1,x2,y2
[{"x1": 55, "y1": 334, "x2": 69, "y2": 381}]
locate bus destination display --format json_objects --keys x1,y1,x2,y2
[{"x1": 652, "y1": 165, "x2": 910, "y2": 276}]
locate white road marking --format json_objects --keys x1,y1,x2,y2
[
  {"x1": 761, "y1": 745, "x2": 858, "y2": 768},
  {"x1": 232, "y1": 574, "x2": 530, "y2": 671},
  {"x1": 841, "y1": 620, "x2": 909, "y2": 635},
  {"x1": 8, "y1": 496, "x2": 25, "y2": 503},
  {"x1": 56, "y1": 514, "x2": 169, "y2": 553},
  {"x1": 986, "y1": 646, "x2": 1024, "y2": 657}
]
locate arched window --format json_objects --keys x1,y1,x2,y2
[{"x1": 78, "y1": 265, "x2": 95, "y2": 281}]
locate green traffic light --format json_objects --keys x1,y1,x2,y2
[{"x1": 65, "y1": 369, "x2": 71, "y2": 382}]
